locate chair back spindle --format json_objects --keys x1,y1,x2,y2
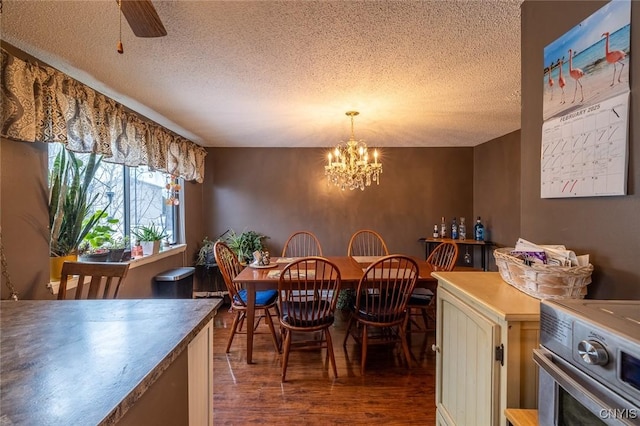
[
  {"x1": 347, "y1": 229, "x2": 389, "y2": 256},
  {"x1": 427, "y1": 242, "x2": 458, "y2": 271},
  {"x1": 282, "y1": 231, "x2": 323, "y2": 257}
]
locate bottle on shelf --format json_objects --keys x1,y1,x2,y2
[
  {"x1": 433, "y1": 224, "x2": 439, "y2": 238},
  {"x1": 459, "y1": 217, "x2": 466, "y2": 240},
  {"x1": 474, "y1": 216, "x2": 485, "y2": 241},
  {"x1": 451, "y1": 217, "x2": 458, "y2": 240},
  {"x1": 440, "y1": 216, "x2": 447, "y2": 239}
]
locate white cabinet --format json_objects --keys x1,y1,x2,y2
[
  {"x1": 433, "y1": 272, "x2": 540, "y2": 426},
  {"x1": 189, "y1": 318, "x2": 214, "y2": 426}
]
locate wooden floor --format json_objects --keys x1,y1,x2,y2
[{"x1": 212, "y1": 303, "x2": 437, "y2": 425}]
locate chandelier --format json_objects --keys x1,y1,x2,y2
[{"x1": 325, "y1": 111, "x2": 382, "y2": 191}]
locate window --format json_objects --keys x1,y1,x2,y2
[{"x1": 48, "y1": 144, "x2": 183, "y2": 249}]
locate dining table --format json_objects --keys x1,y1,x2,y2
[{"x1": 233, "y1": 255, "x2": 440, "y2": 364}]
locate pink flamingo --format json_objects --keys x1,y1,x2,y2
[
  {"x1": 547, "y1": 63, "x2": 554, "y2": 100},
  {"x1": 568, "y1": 49, "x2": 584, "y2": 103},
  {"x1": 547, "y1": 62, "x2": 553, "y2": 100},
  {"x1": 557, "y1": 58, "x2": 566, "y2": 104},
  {"x1": 602, "y1": 32, "x2": 626, "y2": 86}
]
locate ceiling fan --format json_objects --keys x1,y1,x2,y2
[{"x1": 116, "y1": 0, "x2": 166, "y2": 53}]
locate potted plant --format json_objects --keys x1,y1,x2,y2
[
  {"x1": 106, "y1": 236, "x2": 130, "y2": 262},
  {"x1": 196, "y1": 237, "x2": 217, "y2": 266},
  {"x1": 81, "y1": 210, "x2": 118, "y2": 248},
  {"x1": 132, "y1": 223, "x2": 168, "y2": 256},
  {"x1": 49, "y1": 149, "x2": 103, "y2": 280},
  {"x1": 225, "y1": 229, "x2": 268, "y2": 264},
  {"x1": 78, "y1": 241, "x2": 110, "y2": 262}
]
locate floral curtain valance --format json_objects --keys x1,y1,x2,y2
[{"x1": 0, "y1": 48, "x2": 206, "y2": 182}]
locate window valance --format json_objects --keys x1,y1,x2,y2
[{"x1": 1, "y1": 48, "x2": 206, "y2": 182}]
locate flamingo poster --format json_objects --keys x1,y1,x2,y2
[{"x1": 541, "y1": 0, "x2": 631, "y2": 198}]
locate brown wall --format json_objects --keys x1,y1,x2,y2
[
  {"x1": 204, "y1": 147, "x2": 474, "y2": 259},
  {"x1": 183, "y1": 177, "x2": 205, "y2": 266},
  {"x1": 521, "y1": 1, "x2": 640, "y2": 299},
  {"x1": 474, "y1": 130, "x2": 522, "y2": 270},
  {"x1": 0, "y1": 138, "x2": 197, "y2": 300},
  {"x1": 0, "y1": 138, "x2": 50, "y2": 299}
]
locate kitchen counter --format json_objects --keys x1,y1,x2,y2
[
  {"x1": 0, "y1": 298, "x2": 222, "y2": 425},
  {"x1": 432, "y1": 272, "x2": 541, "y2": 322}
]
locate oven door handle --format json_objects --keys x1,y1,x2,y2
[
  {"x1": 533, "y1": 348, "x2": 639, "y2": 426},
  {"x1": 533, "y1": 348, "x2": 609, "y2": 406}
]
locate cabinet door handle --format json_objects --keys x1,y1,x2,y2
[{"x1": 431, "y1": 344, "x2": 440, "y2": 353}]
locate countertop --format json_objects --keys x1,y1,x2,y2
[
  {"x1": 432, "y1": 272, "x2": 541, "y2": 321},
  {"x1": 505, "y1": 408, "x2": 539, "y2": 426},
  {"x1": 0, "y1": 298, "x2": 222, "y2": 425}
]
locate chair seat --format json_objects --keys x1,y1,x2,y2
[
  {"x1": 355, "y1": 309, "x2": 405, "y2": 324},
  {"x1": 408, "y1": 289, "x2": 434, "y2": 306},
  {"x1": 281, "y1": 300, "x2": 334, "y2": 327},
  {"x1": 356, "y1": 296, "x2": 405, "y2": 323},
  {"x1": 235, "y1": 288, "x2": 278, "y2": 306}
]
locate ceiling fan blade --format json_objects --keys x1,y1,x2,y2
[{"x1": 118, "y1": 0, "x2": 167, "y2": 38}]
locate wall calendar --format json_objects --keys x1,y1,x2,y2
[
  {"x1": 541, "y1": 92, "x2": 629, "y2": 198},
  {"x1": 541, "y1": 1, "x2": 630, "y2": 199}
]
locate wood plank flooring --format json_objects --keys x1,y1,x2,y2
[{"x1": 213, "y1": 304, "x2": 437, "y2": 425}]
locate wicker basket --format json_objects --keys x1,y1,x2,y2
[{"x1": 494, "y1": 247, "x2": 593, "y2": 300}]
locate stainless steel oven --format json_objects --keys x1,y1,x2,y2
[{"x1": 534, "y1": 299, "x2": 640, "y2": 425}]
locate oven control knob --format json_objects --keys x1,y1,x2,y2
[{"x1": 577, "y1": 340, "x2": 608, "y2": 365}]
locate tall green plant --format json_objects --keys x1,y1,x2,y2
[
  {"x1": 49, "y1": 149, "x2": 103, "y2": 257},
  {"x1": 226, "y1": 230, "x2": 268, "y2": 263}
]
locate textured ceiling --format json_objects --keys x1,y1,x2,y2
[{"x1": 1, "y1": 0, "x2": 522, "y2": 148}]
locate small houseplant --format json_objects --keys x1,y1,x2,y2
[
  {"x1": 106, "y1": 235, "x2": 130, "y2": 262},
  {"x1": 132, "y1": 223, "x2": 168, "y2": 256},
  {"x1": 49, "y1": 149, "x2": 103, "y2": 279},
  {"x1": 196, "y1": 237, "x2": 216, "y2": 266},
  {"x1": 78, "y1": 241, "x2": 110, "y2": 262},
  {"x1": 225, "y1": 229, "x2": 268, "y2": 264}
]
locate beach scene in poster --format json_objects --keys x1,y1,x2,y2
[{"x1": 543, "y1": 0, "x2": 630, "y2": 120}]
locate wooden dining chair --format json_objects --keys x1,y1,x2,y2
[
  {"x1": 57, "y1": 261, "x2": 130, "y2": 300},
  {"x1": 341, "y1": 229, "x2": 390, "y2": 310},
  {"x1": 347, "y1": 229, "x2": 389, "y2": 256},
  {"x1": 281, "y1": 231, "x2": 323, "y2": 257},
  {"x1": 407, "y1": 241, "x2": 458, "y2": 332},
  {"x1": 278, "y1": 257, "x2": 341, "y2": 382},
  {"x1": 343, "y1": 255, "x2": 418, "y2": 374},
  {"x1": 214, "y1": 241, "x2": 280, "y2": 355},
  {"x1": 282, "y1": 231, "x2": 323, "y2": 302}
]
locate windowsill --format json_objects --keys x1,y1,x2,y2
[
  {"x1": 48, "y1": 244, "x2": 187, "y2": 296},
  {"x1": 127, "y1": 244, "x2": 187, "y2": 268}
]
